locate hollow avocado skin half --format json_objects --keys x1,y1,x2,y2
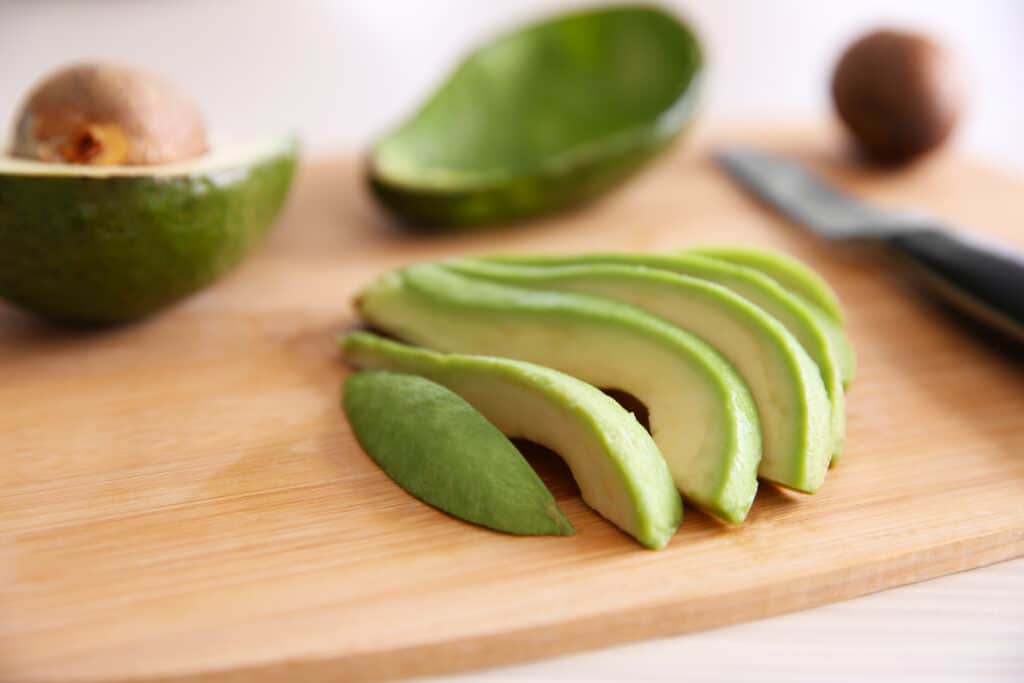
[
  {"x1": 369, "y1": 5, "x2": 702, "y2": 231},
  {"x1": 0, "y1": 136, "x2": 297, "y2": 324}
]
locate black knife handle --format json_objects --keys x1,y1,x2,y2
[{"x1": 887, "y1": 229, "x2": 1024, "y2": 341}]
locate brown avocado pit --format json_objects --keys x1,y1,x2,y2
[
  {"x1": 831, "y1": 30, "x2": 964, "y2": 166},
  {"x1": 11, "y1": 62, "x2": 208, "y2": 166}
]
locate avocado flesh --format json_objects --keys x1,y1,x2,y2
[
  {"x1": 356, "y1": 264, "x2": 761, "y2": 524},
  {"x1": 689, "y1": 247, "x2": 856, "y2": 386},
  {"x1": 0, "y1": 134, "x2": 297, "y2": 323},
  {"x1": 485, "y1": 252, "x2": 846, "y2": 463},
  {"x1": 344, "y1": 370, "x2": 575, "y2": 537},
  {"x1": 448, "y1": 261, "x2": 831, "y2": 493},
  {"x1": 369, "y1": 6, "x2": 702, "y2": 230},
  {"x1": 692, "y1": 248, "x2": 845, "y2": 322},
  {"x1": 342, "y1": 332, "x2": 682, "y2": 549}
]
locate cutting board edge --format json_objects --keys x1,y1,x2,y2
[{"x1": 93, "y1": 526, "x2": 1023, "y2": 683}]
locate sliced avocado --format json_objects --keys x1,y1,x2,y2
[
  {"x1": 0, "y1": 134, "x2": 297, "y2": 323},
  {"x1": 369, "y1": 6, "x2": 702, "y2": 230},
  {"x1": 691, "y1": 248, "x2": 846, "y2": 322},
  {"x1": 485, "y1": 252, "x2": 847, "y2": 463},
  {"x1": 342, "y1": 332, "x2": 681, "y2": 549},
  {"x1": 344, "y1": 370, "x2": 575, "y2": 537},
  {"x1": 355, "y1": 264, "x2": 760, "y2": 523},
  {"x1": 689, "y1": 247, "x2": 856, "y2": 385},
  {"x1": 448, "y1": 260, "x2": 831, "y2": 493}
]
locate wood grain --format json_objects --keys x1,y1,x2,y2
[{"x1": 2, "y1": 124, "x2": 1023, "y2": 683}]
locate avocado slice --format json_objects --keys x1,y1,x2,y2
[
  {"x1": 369, "y1": 6, "x2": 702, "y2": 230},
  {"x1": 689, "y1": 247, "x2": 856, "y2": 385},
  {"x1": 0, "y1": 133, "x2": 297, "y2": 323},
  {"x1": 344, "y1": 370, "x2": 575, "y2": 537},
  {"x1": 447, "y1": 260, "x2": 831, "y2": 493},
  {"x1": 485, "y1": 252, "x2": 847, "y2": 462},
  {"x1": 342, "y1": 332, "x2": 682, "y2": 549},
  {"x1": 690, "y1": 247, "x2": 845, "y2": 322},
  {"x1": 355, "y1": 264, "x2": 760, "y2": 523}
]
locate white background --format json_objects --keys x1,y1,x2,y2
[
  {"x1": 2, "y1": 2, "x2": 1022, "y2": 681},
  {"x1": 2, "y1": 0, "x2": 1023, "y2": 169}
]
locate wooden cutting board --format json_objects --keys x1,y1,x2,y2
[{"x1": 3, "y1": 125, "x2": 1023, "y2": 683}]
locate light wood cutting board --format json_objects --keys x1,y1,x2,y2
[{"x1": 3, "y1": 125, "x2": 1023, "y2": 683}]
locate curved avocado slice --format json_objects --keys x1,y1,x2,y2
[
  {"x1": 344, "y1": 370, "x2": 574, "y2": 537},
  {"x1": 369, "y1": 6, "x2": 702, "y2": 230},
  {"x1": 691, "y1": 248, "x2": 845, "y2": 322},
  {"x1": 485, "y1": 252, "x2": 847, "y2": 463},
  {"x1": 689, "y1": 247, "x2": 856, "y2": 385},
  {"x1": 447, "y1": 260, "x2": 831, "y2": 493},
  {"x1": 355, "y1": 264, "x2": 760, "y2": 524},
  {"x1": 342, "y1": 332, "x2": 682, "y2": 549},
  {"x1": 0, "y1": 134, "x2": 298, "y2": 323}
]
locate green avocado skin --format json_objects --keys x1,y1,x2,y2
[
  {"x1": 343, "y1": 370, "x2": 575, "y2": 537},
  {"x1": 369, "y1": 141, "x2": 675, "y2": 232},
  {"x1": 342, "y1": 331, "x2": 682, "y2": 549},
  {"x1": 0, "y1": 147, "x2": 296, "y2": 323},
  {"x1": 370, "y1": 6, "x2": 702, "y2": 231}
]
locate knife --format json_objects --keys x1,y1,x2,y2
[{"x1": 717, "y1": 147, "x2": 1024, "y2": 342}]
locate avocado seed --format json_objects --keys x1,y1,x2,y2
[
  {"x1": 831, "y1": 30, "x2": 964, "y2": 165},
  {"x1": 11, "y1": 63, "x2": 208, "y2": 166}
]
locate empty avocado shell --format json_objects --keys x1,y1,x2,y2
[
  {"x1": 11, "y1": 62, "x2": 208, "y2": 166},
  {"x1": 369, "y1": 6, "x2": 703, "y2": 231}
]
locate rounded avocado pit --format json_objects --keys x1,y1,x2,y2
[
  {"x1": 11, "y1": 62, "x2": 209, "y2": 166},
  {"x1": 831, "y1": 30, "x2": 964, "y2": 165}
]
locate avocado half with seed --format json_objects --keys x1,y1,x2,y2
[
  {"x1": 368, "y1": 5, "x2": 702, "y2": 230},
  {"x1": 0, "y1": 134, "x2": 298, "y2": 323}
]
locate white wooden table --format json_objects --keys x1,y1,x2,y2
[{"x1": 427, "y1": 558, "x2": 1024, "y2": 682}]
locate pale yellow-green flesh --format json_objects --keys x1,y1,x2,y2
[
  {"x1": 356, "y1": 265, "x2": 761, "y2": 523},
  {"x1": 448, "y1": 260, "x2": 831, "y2": 492},
  {"x1": 485, "y1": 252, "x2": 847, "y2": 464},
  {"x1": 688, "y1": 247, "x2": 855, "y2": 386},
  {"x1": 342, "y1": 332, "x2": 682, "y2": 548}
]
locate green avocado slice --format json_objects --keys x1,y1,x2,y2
[
  {"x1": 447, "y1": 260, "x2": 831, "y2": 493},
  {"x1": 355, "y1": 264, "x2": 761, "y2": 524},
  {"x1": 0, "y1": 133, "x2": 298, "y2": 323},
  {"x1": 369, "y1": 6, "x2": 702, "y2": 230},
  {"x1": 688, "y1": 247, "x2": 856, "y2": 385},
  {"x1": 344, "y1": 370, "x2": 574, "y2": 537},
  {"x1": 691, "y1": 248, "x2": 846, "y2": 322},
  {"x1": 342, "y1": 332, "x2": 682, "y2": 549},
  {"x1": 484, "y1": 252, "x2": 847, "y2": 463}
]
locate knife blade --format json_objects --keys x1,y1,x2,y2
[{"x1": 716, "y1": 146, "x2": 1024, "y2": 342}]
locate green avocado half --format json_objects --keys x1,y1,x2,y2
[
  {"x1": 369, "y1": 5, "x2": 702, "y2": 230},
  {"x1": 0, "y1": 133, "x2": 298, "y2": 323}
]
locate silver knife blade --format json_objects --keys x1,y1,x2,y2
[{"x1": 716, "y1": 147, "x2": 927, "y2": 240}]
